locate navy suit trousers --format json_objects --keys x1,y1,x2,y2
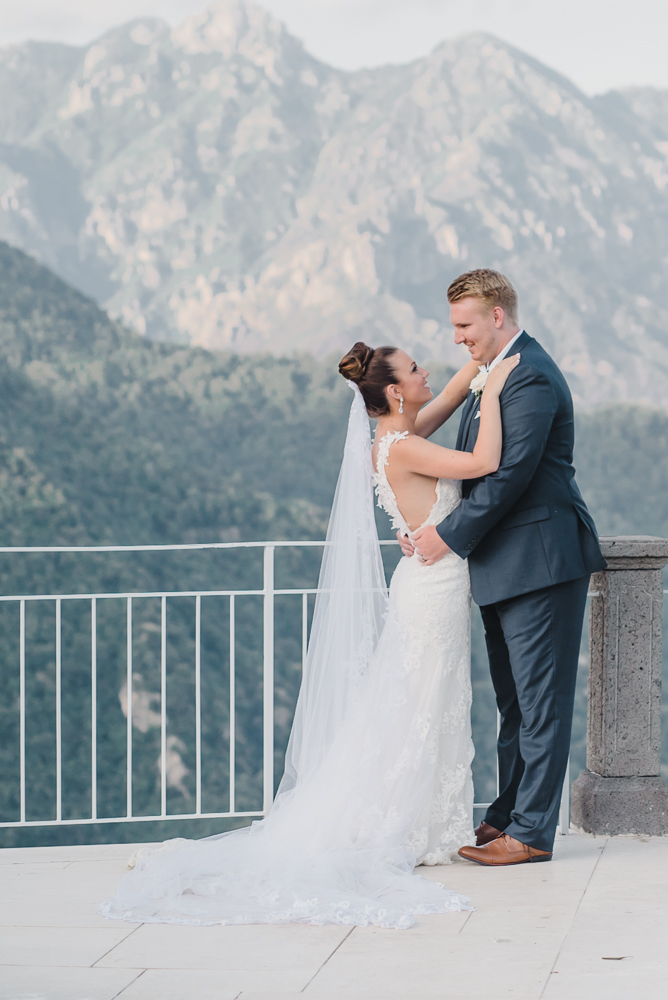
[{"x1": 480, "y1": 575, "x2": 590, "y2": 852}]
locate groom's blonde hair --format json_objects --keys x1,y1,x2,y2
[{"x1": 447, "y1": 269, "x2": 518, "y2": 324}]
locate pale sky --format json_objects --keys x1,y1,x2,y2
[{"x1": 2, "y1": 0, "x2": 667, "y2": 95}]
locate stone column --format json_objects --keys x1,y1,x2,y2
[{"x1": 572, "y1": 536, "x2": 668, "y2": 835}]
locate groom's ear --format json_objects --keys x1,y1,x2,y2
[{"x1": 492, "y1": 306, "x2": 505, "y2": 328}]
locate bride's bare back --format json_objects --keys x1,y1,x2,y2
[{"x1": 371, "y1": 437, "x2": 440, "y2": 531}]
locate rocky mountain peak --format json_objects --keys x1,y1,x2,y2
[
  {"x1": 172, "y1": 0, "x2": 289, "y2": 61},
  {"x1": 0, "y1": 13, "x2": 667, "y2": 407}
]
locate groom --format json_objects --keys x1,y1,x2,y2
[{"x1": 405, "y1": 269, "x2": 605, "y2": 865}]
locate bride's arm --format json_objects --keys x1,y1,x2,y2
[
  {"x1": 396, "y1": 355, "x2": 521, "y2": 479},
  {"x1": 414, "y1": 358, "x2": 480, "y2": 439}
]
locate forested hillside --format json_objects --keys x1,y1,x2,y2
[
  {"x1": 0, "y1": 242, "x2": 348, "y2": 551},
  {"x1": 0, "y1": 240, "x2": 666, "y2": 846},
  {"x1": 0, "y1": 239, "x2": 352, "y2": 846},
  {"x1": 1, "y1": 239, "x2": 666, "y2": 548}
]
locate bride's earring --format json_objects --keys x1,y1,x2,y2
[{"x1": 399, "y1": 396, "x2": 404, "y2": 414}]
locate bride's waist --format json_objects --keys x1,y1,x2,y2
[
  {"x1": 407, "y1": 506, "x2": 461, "y2": 537},
  {"x1": 392, "y1": 549, "x2": 469, "y2": 591}
]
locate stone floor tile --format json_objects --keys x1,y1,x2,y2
[
  {"x1": 579, "y1": 880, "x2": 668, "y2": 912},
  {"x1": 550, "y1": 911, "x2": 668, "y2": 974},
  {"x1": 586, "y1": 840, "x2": 668, "y2": 886},
  {"x1": 241, "y1": 996, "x2": 491, "y2": 1000},
  {"x1": 0, "y1": 865, "x2": 132, "y2": 928},
  {"x1": 403, "y1": 910, "x2": 472, "y2": 935},
  {"x1": 118, "y1": 969, "x2": 312, "y2": 998},
  {"x1": 419, "y1": 867, "x2": 592, "y2": 911},
  {"x1": 238, "y1": 995, "x2": 336, "y2": 1000},
  {"x1": 542, "y1": 971, "x2": 668, "y2": 1000},
  {"x1": 97, "y1": 922, "x2": 351, "y2": 972},
  {"x1": 0, "y1": 864, "x2": 119, "y2": 890},
  {"x1": 304, "y1": 927, "x2": 561, "y2": 997},
  {"x1": 460, "y1": 903, "x2": 576, "y2": 937},
  {"x1": 70, "y1": 858, "x2": 134, "y2": 875},
  {"x1": 0, "y1": 965, "x2": 140, "y2": 1000},
  {"x1": 0, "y1": 862, "x2": 71, "y2": 872},
  {"x1": 0, "y1": 896, "x2": 118, "y2": 929},
  {"x1": 0, "y1": 925, "x2": 137, "y2": 968},
  {"x1": 240, "y1": 995, "x2": 496, "y2": 1000},
  {"x1": 0, "y1": 833, "x2": 664, "y2": 999},
  {"x1": 596, "y1": 835, "x2": 668, "y2": 858},
  {"x1": 0, "y1": 844, "x2": 150, "y2": 866}
]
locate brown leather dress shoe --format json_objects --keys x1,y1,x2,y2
[
  {"x1": 458, "y1": 833, "x2": 552, "y2": 866},
  {"x1": 474, "y1": 820, "x2": 504, "y2": 846}
]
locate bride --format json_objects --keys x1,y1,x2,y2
[{"x1": 99, "y1": 343, "x2": 519, "y2": 930}]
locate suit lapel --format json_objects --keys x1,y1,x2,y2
[
  {"x1": 458, "y1": 393, "x2": 478, "y2": 452},
  {"x1": 466, "y1": 396, "x2": 482, "y2": 449},
  {"x1": 463, "y1": 333, "x2": 533, "y2": 444},
  {"x1": 456, "y1": 332, "x2": 532, "y2": 452}
]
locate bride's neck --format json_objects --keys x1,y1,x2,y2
[{"x1": 376, "y1": 410, "x2": 417, "y2": 437}]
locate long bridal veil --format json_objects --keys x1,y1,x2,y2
[
  {"x1": 281, "y1": 381, "x2": 390, "y2": 794},
  {"x1": 99, "y1": 384, "x2": 471, "y2": 929}
]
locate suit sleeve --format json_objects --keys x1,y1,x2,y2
[{"x1": 437, "y1": 365, "x2": 558, "y2": 558}]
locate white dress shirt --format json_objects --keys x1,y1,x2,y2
[{"x1": 487, "y1": 329, "x2": 524, "y2": 371}]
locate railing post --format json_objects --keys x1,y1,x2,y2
[
  {"x1": 572, "y1": 536, "x2": 668, "y2": 835},
  {"x1": 557, "y1": 755, "x2": 570, "y2": 835},
  {"x1": 229, "y1": 594, "x2": 236, "y2": 814},
  {"x1": 90, "y1": 598, "x2": 97, "y2": 821},
  {"x1": 126, "y1": 597, "x2": 133, "y2": 819},
  {"x1": 55, "y1": 599, "x2": 62, "y2": 823},
  {"x1": 19, "y1": 600, "x2": 26, "y2": 824},
  {"x1": 195, "y1": 594, "x2": 202, "y2": 816},
  {"x1": 160, "y1": 595, "x2": 167, "y2": 817},
  {"x1": 263, "y1": 545, "x2": 275, "y2": 814}
]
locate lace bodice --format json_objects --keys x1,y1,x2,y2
[{"x1": 373, "y1": 430, "x2": 462, "y2": 536}]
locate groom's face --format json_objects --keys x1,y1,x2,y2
[{"x1": 450, "y1": 298, "x2": 504, "y2": 364}]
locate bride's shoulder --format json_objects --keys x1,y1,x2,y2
[{"x1": 374, "y1": 428, "x2": 410, "y2": 460}]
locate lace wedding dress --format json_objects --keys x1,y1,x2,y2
[
  {"x1": 372, "y1": 430, "x2": 474, "y2": 865},
  {"x1": 99, "y1": 387, "x2": 475, "y2": 929}
]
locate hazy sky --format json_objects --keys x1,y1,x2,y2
[{"x1": 2, "y1": 0, "x2": 667, "y2": 95}]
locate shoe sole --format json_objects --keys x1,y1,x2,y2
[{"x1": 460, "y1": 853, "x2": 552, "y2": 866}]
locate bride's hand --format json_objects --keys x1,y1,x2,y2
[
  {"x1": 397, "y1": 530, "x2": 415, "y2": 558},
  {"x1": 484, "y1": 354, "x2": 520, "y2": 397}
]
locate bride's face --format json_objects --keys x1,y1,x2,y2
[{"x1": 388, "y1": 351, "x2": 432, "y2": 411}]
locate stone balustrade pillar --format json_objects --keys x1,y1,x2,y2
[{"x1": 572, "y1": 536, "x2": 668, "y2": 836}]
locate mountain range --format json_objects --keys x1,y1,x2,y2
[{"x1": 1, "y1": 1, "x2": 668, "y2": 407}]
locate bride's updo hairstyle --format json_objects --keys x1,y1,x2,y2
[{"x1": 339, "y1": 342, "x2": 399, "y2": 417}]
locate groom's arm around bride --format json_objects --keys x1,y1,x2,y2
[{"x1": 415, "y1": 269, "x2": 605, "y2": 865}]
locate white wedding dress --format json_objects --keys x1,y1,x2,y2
[
  {"x1": 99, "y1": 387, "x2": 475, "y2": 929},
  {"x1": 372, "y1": 430, "x2": 475, "y2": 865}
]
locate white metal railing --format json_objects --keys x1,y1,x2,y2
[
  {"x1": 1, "y1": 541, "x2": 331, "y2": 828},
  {"x1": 0, "y1": 540, "x2": 398, "y2": 829},
  {"x1": 0, "y1": 541, "x2": 600, "y2": 831}
]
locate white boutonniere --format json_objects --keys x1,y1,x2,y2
[{"x1": 469, "y1": 366, "x2": 489, "y2": 419}]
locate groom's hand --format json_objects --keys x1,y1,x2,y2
[{"x1": 412, "y1": 525, "x2": 451, "y2": 565}]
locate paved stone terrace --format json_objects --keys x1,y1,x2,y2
[{"x1": 0, "y1": 832, "x2": 666, "y2": 999}]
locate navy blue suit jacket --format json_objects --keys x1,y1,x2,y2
[{"x1": 437, "y1": 331, "x2": 605, "y2": 606}]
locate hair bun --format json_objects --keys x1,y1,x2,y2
[{"x1": 339, "y1": 342, "x2": 374, "y2": 383}]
